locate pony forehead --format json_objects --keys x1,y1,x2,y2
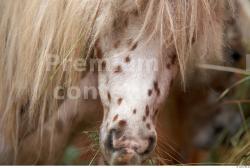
[{"x1": 97, "y1": 0, "x2": 229, "y2": 81}]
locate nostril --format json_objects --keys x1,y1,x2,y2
[
  {"x1": 142, "y1": 136, "x2": 156, "y2": 155},
  {"x1": 105, "y1": 129, "x2": 115, "y2": 151},
  {"x1": 132, "y1": 146, "x2": 138, "y2": 151},
  {"x1": 105, "y1": 129, "x2": 117, "y2": 151},
  {"x1": 105, "y1": 129, "x2": 123, "y2": 151}
]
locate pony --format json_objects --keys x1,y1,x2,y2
[{"x1": 0, "y1": 0, "x2": 234, "y2": 165}]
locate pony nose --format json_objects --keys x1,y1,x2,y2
[
  {"x1": 105, "y1": 129, "x2": 157, "y2": 155},
  {"x1": 140, "y1": 136, "x2": 157, "y2": 155}
]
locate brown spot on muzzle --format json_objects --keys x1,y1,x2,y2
[
  {"x1": 118, "y1": 120, "x2": 127, "y2": 127},
  {"x1": 114, "y1": 65, "x2": 122, "y2": 73},
  {"x1": 125, "y1": 56, "x2": 131, "y2": 63},
  {"x1": 113, "y1": 114, "x2": 119, "y2": 122},
  {"x1": 148, "y1": 89, "x2": 152, "y2": 96},
  {"x1": 153, "y1": 81, "x2": 160, "y2": 96},
  {"x1": 108, "y1": 92, "x2": 111, "y2": 102},
  {"x1": 117, "y1": 98, "x2": 123, "y2": 105}
]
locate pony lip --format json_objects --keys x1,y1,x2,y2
[{"x1": 110, "y1": 149, "x2": 141, "y2": 165}]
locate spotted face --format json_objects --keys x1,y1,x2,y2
[
  {"x1": 93, "y1": 3, "x2": 178, "y2": 164},
  {"x1": 96, "y1": 34, "x2": 177, "y2": 164}
]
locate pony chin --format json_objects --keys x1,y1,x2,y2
[{"x1": 110, "y1": 150, "x2": 141, "y2": 165}]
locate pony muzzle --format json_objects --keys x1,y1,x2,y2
[{"x1": 103, "y1": 128, "x2": 157, "y2": 165}]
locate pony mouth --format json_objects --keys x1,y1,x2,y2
[
  {"x1": 110, "y1": 150, "x2": 141, "y2": 165},
  {"x1": 102, "y1": 129, "x2": 156, "y2": 165},
  {"x1": 103, "y1": 130, "x2": 138, "y2": 165}
]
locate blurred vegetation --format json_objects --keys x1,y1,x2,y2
[
  {"x1": 61, "y1": 130, "x2": 100, "y2": 165},
  {"x1": 213, "y1": 70, "x2": 250, "y2": 164}
]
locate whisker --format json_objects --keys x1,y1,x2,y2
[{"x1": 89, "y1": 148, "x2": 100, "y2": 165}]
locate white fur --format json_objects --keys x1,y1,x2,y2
[{"x1": 98, "y1": 35, "x2": 177, "y2": 163}]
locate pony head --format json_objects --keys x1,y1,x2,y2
[
  {"x1": 93, "y1": 0, "x2": 226, "y2": 164},
  {"x1": 96, "y1": 35, "x2": 177, "y2": 164}
]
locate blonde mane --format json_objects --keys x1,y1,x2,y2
[{"x1": 0, "y1": 0, "x2": 231, "y2": 162}]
